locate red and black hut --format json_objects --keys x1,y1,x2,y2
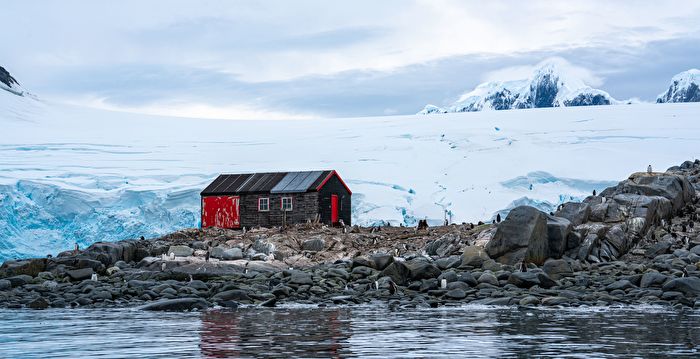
[{"x1": 200, "y1": 170, "x2": 352, "y2": 229}]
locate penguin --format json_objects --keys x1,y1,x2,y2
[
  {"x1": 651, "y1": 232, "x2": 656, "y2": 241},
  {"x1": 205, "y1": 250, "x2": 210, "y2": 262},
  {"x1": 682, "y1": 268, "x2": 689, "y2": 278},
  {"x1": 140, "y1": 236, "x2": 145, "y2": 241},
  {"x1": 161, "y1": 262, "x2": 167, "y2": 271},
  {"x1": 647, "y1": 164, "x2": 653, "y2": 174},
  {"x1": 496, "y1": 213, "x2": 501, "y2": 223},
  {"x1": 388, "y1": 280, "x2": 398, "y2": 295},
  {"x1": 470, "y1": 223, "x2": 475, "y2": 230},
  {"x1": 46, "y1": 254, "x2": 53, "y2": 259},
  {"x1": 520, "y1": 261, "x2": 528, "y2": 272},
  {"x1": 244, "y1": 262, "x2": 249, "y2": 274},
  {"x1": 593, "y1": 189, "x2": 597, "y2": 196},
  {"x1": 683, "y1": 224, "x2": 688, "y2": 233},
  {"x1": 492, "y1": 219, "x2": 496, "y2": 224}
]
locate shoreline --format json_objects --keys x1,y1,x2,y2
[{"x1": 1, "y1": 160, "x2": 699, "y2": 311}]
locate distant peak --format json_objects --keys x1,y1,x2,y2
[
  {"x1": 0, "y1": 66, "x2": 26, "y2": 97},
  {"x1": 657, "y1": 69, "x2": 700, "y2": 104}
]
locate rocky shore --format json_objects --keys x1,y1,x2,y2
[{"x1": 2, "y1": 160, "x2": 700, "y2": 311}]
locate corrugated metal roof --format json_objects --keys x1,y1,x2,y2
[{"x1": 201, "y1": 170, "x2": 333, "y2": 195}]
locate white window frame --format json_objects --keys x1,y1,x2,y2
[
  {"x1": 258, "y1": 197, "x2": 270, "y2": 212},
  {"x1": 281, "y1": 197, "x2": 293, "y2": 211}
]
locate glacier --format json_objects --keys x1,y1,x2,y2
[{"x1": 2, "y1": 85, "x2": 700, "y2": 261}]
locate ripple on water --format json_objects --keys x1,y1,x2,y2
[{"x1": 0, "y1": 306, "x2": 699, "y2": 358}]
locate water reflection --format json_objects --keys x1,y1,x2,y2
[
  {"x1": 200, "y1": 309, "x2": 351, "y2": 358},
  {"x1": 0, "y1": 306, "x2": 699, "y2": 358}
]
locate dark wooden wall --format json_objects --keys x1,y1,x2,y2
[
  {"x1": 238, "y1": 192, "x2": 319, "y2": 228},
  {"x1": 318, "y1": 175, "x2": 352, "y2": 225}
]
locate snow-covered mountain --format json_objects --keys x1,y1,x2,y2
[
  {"x1": 657, "y1": 69, "x2": 700, "y2": 103},
  {"x1": 0, "y1": 66, "x2": 26, "y2": 97},
  {"x1": 419, "y1": 60, "x2": 617, "y2": 114}
]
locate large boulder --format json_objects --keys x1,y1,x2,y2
[
  {"x1": 404, "y1": 259, "x2": 441, "y2": 281},
  {"x1": 507, "y1": 271, "x2": 556, "y2": 289},
  {"x1": 380, "y1": 261, "x2": 411, "y2": 286},
  {"x1": 542, "y1": 258, "x2": 573, "y2": 280},
  {"x1": 555, "y1": 202, "x2": 590, "y2": 226},
  {"x1": 662, "y1": 277, "x2": 700, "y2": 297},
  {"x1": 546, "y1": 214, "x2": 572, "y2": 258},
  {"x1": 168, "y1": 245, "x2": 194, "y2": 257},
  {"x1": 601, "y1": 173, "x2": 695, "y2": 213},
  {"x1": 485, "y1": 206, "x2": 548, "y2": 265},
  {"x1": 210, "y1": 247, "x2": 244, "y2": 260},
  {"x1": 461, "y1": 246, "x2": 489, "y2": 267},
  {"x1": 0, "y1": 258, "x2": 46, "y2": 278},
  {"x1": 84, "y1": 241, "x2": 137, "y2": 266}
]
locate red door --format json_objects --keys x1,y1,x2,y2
[
  {"x1": 202, "y1": 196, "x2": 240, "y2": 229},
  {"x1": 331, "y1": 195, "x2": 339, "y2": 224}
]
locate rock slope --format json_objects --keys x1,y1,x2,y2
[{"x1": 657, "y1": 69, "x2": 700, "y2": 103}]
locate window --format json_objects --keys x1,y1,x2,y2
[
  {"x1": 281, "y1": 197, "x2": 293, "y2": 211},
  {"x1": 258, "y1": 197, "x2": 269, "y2": 212}
]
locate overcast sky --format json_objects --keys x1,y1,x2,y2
[{"x1": 2, "y1": 0, "x2": 700, "y2": 119}]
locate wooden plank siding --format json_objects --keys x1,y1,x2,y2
[{"x1": 318, "y1": 175, "x2": 352, "y2": 226}]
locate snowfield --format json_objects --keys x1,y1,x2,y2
[{"x1": 2, "y1": 91, "x2": 700, "y2": 260}]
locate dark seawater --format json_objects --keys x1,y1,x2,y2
[{"x1": 1, "y1": 305, "x2": 699, "y2": 358}]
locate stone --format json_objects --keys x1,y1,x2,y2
[
  {"x1": 167, "y1": 245, "x2": 194, "y2": 257},
  {"x1": 66, "y1": 268, "x2": 94, "y2": 281},
  {"x1": 555, "y1": 202, "x2": 590, "y2": 226},
  {"x1": 477, "y1": 272, "x2": 498, "y2": 286},
  {"x1": 545, "y1": 215, "x2": 572, "y2": 258},
  {"x1": 252, "y1": 238, "x2": 275, "y2": 255},
  {"x1": 210, "y1": 247, "x2": 244, "y2": 260},
  {"x1": 662, "y1": 277, "x2": 700, "y2": 297},
  {"x1": 508, "y1": 271, "x2": 556, "y2": 289},
  {"x1": 485, "y1": 206, "x2": 548, "y2": 265},
  {"x1": 434, "y1": 256, "x2": 461, "y2": 270},
  {"x1": 288, "y1": 272, "x2": 314, "y2": 286},
  {"x1": 0, "y1": 258, "x2": 46, "y2": 278},
  {"x1": 606, "y1": 280, "x2": 635, "y2": 291},
  {"x1": 578, "y1": 234, "x2": 599, "y2": 261},
  {"x1": 212, "y1": 289, "x2": 252, "y2": 303},
  {"x1": 445, "y1": 289, "x2": 467, "y2": 299},
  {"x1": 0, "y1": 279, "x2": 11, "y2": 290},
  {"x1": 84, "y1": 241, "x2": 137, "y2": 265},
  {"x1": 601, "y1": 172, "x2": 695, "y2": 212},
  {"x1": 542, "y1": 259, "x2": 573, "y2": 280},
  {"x1": 260, "y1": 298, "x2": 277, "y2": 307},
  {"x1": 461, "y1": 246, "x2": 490, "y2": 267},
  {"x1": 301, "y1": 238, "x2": 326, "y2": 252},
  {"x1": 171, "y1": 262, "x2": 245, "y2": 280},
  {"x1": 519, "y1": 296, "x2": 540, "y2": 306},
  {"x1": 640, "y1": 272, "x2": 668, "y2": 288},
  {"x1": 646, "y1": 241, "x2": 672, "y2": 258},
  {"x1": 370, "y1": 254, "x2": 395, "y2": 271},
  {"x1": 541, "y1": 296, "x2": 570, "y2": 306},
  {"x1": 380, "y1": 261, "x2": 411, "y2": 286},
  {"x1": 405, "y1": 260, "x2": 441, "y2": 281},
  {"x1": 28, "y1": 297, "x2": 50, "y2": 310},
  {"x1": 140, "y1": 298, "x2": 209, "y2": 311}
]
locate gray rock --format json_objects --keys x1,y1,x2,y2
[
  {"x1": 477, "y1": 272, "x2": 498, "y2": 286},
  {"x1": 555, "y1": 202, "x2": 590, "y2": 226},
  {"x1": 519, "y1": 296, "x2": 540, "y2": 306},
  {"x1": 66, "y1": 268, "x2": 94, "y2": 281},
  {"x1": 601, "y1": 172, "x2": 695, "y2": 212},
  {"x1": 210, "y1": 246, "x2": 244, "y2": 260},
  {"x1": 508, "y1": 271, "x2": 556, "y2": 289},
  {"x1": 0, "y1": 279, "x2": 11, "y2": 290},
  {"x1": 546, "y1": 215, "x2": 572, "y2": 258},
  {"x1": 84, "y1": 241, "x2": 137, "y2": 265},
  {"x1": 486, "y1": 206, "x2": 548, "y2": 265},
  {"x1": 445, "y1": 289, "x2": 467, "y2": 299},
  {"x1": 171, "y1": 262, "x2": 244, "y2": 280},
  {"x1": 252, "y1": 238, "x2": 275, "y2": 255},
  {"x1": 662, "y1": 277, "x2": 700, "y2": 297},
  {"x1": 140, "y1": 298, "x2": 209, "y2": 311},
  {"x1": 405, "y1": 260, "x2": 441, "y2": 281},
  {"x1": 542, "y1": 259, "x2": 573, "y2": 280},
  {"x1": 0, "y1": 258, "x2": 46, "y2": 277},
  {"x1": 301, "y1": 238, "x2": 326, "y2": 252},
  {"x1": 461, "y1": 246, "x2": 490, "y2": 267},
  {"x1": 212, "y1": 289, "x2": 252, "y2": 303},
  {"x1": 380, "y1": 261, "x2": 411, "y2": 286},
  {"x1": 167, "y1": 245, "x2": 194, "y2": 257},
  {"x1": 640, "y1": 272, "x2": 668, "y2": 288},
  {"x1": 435, "y1": 256, "x2": 461, "y2": 270},
  {"x1": 646, "y1": 241, "x2": 672, "y2": 258},
  {"x1": 606, "y1": 279, "x2": 635, "y2": 291},
  {"x1": 370, "y1": 254, "x2": 395, "y2": 271},
  {"x1": 288, "y1": 272, "x2": 314, "y2": 286}
]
